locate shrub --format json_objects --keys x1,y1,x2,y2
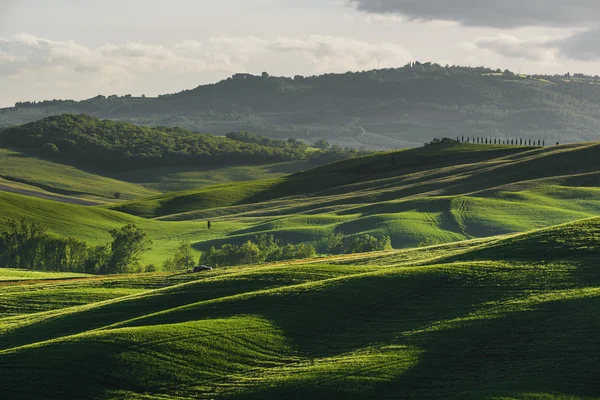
[{"x1": 40, "y1": 142, "x2": 59, "y2": 157}]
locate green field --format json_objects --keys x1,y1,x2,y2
[
  {"x1": 2, "y1": 143, "x2": 600, "y2": 268},
  {"x1": 0, "y1": 148, "x2": 158, "y2": 201},
  {"x1": 1, "y1": 218, "x2": 599, "y2": 398},
  {"x1": 0, "y1": 148, "x2": 311, "y2": 202},
  {"x1": 1, "y1": 142, "x2": 600, "y2": 398}
]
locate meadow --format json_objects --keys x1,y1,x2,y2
[
  {"x1": 0, "y1": 218, "x2": 599, "y2": 398},
  {"x1": 2, "y1": 142, "x2": 600, "y2": 267},
  {"x1": 0, "y1": 141, "x2": 599, "y2": 398}
]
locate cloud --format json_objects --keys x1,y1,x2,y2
[
  {"x1": 348, "y1": 0, "x2": 600, "y2": 28},
  {"x1": 554, "y1": 28, "x2": 600, "y2": 60},
  {"x1": 468, "y1": 30, "x2": 600, "y2": 64},
  {"x1": 0, "y1": 33, "x2": 412, "y2": 105},
  {"x1": 470, "y1": 34, "x2": 558, "y2": 62},
  {"x1": 267, "y1": 35, "x2": 412, "y2": 72},
  {"x1": 0, "y1": 34, "x2": 410, "y2": 79}
]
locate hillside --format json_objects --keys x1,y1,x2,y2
[
  {"x1": 0, "y1": 147, "x2": 309, "y2": 201},
  {"x1": 4, "y1": 64, "x2": 600, "y2": 148},
  {"x1": 1, "y1": 218, "x2": 599, "y2": 398},
  {"x1": 1, "y1": 142, "x2": 600, "y2": 269},
  {"x1": 105, "y1": 143, "x2": 600, "y2": 254},
  {"x1": 0, "y1": 114, "x2": 311, "y2": 172}
]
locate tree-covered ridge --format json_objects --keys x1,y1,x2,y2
[
  {"x1": 5, "y1": 63, "x2": 600, "y2": 148},
  {"x1": 0, "y1": 114, "x2": 311, "y2": 171}
]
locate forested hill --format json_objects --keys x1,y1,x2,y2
[
  {"x1": 0, "y1": 114, "x2": 315, "y2": 171},
  {"x1": 4, "y1": 63, "x2": 600, "y2": 148}
]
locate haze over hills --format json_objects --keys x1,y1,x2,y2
[{"x1": 4, "y1": 63, "x2": 600, "y2": 149}]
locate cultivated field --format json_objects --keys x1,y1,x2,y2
[{"x1": 1, "y1": 218, "x2": 599, "y2": 398}]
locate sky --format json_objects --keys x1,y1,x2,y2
[{"x1": 2, "y1": 0, "x2": 600, "y2": 106}]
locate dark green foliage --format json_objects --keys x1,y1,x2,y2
[
  {"x1": 326, "y1": 232, "x2": 345, "y2": 255},
  {"x1": 313, "y1": 140, "x2": 331, "y2": 150},
  {"x1": 8, "y1": 65, "x2": 600, "y2": 147},
  {"x1": 163, "y1": 239, "x2": 196, "y2": 271},
  {"x1": 225, "y1": 131, "x2": 304, "y2": 150},
  {"x1": 200, "y1": 234, "x2": 317, "y2": 267},
  {"x1": 0, "y1": 219, "x2": 151, "y2": 274},
  {"x1": 0, "y1": 219, "x2": 47, "y2": 269},
  {"x1": 40, "y1": 142, "x2": 59, "y2": 157},
  {"x1": 424, "y1": 137, "x2": 460, "y2": 146},
  {"x1": 0, "y1": 114, "x2": 310, "y2": 171},
  {"x1": 345, "y1": 234, "x2": 393, "y2": 254},
  {"x1": 107, "y1": 224, "x2": 152, "y2": 274}
]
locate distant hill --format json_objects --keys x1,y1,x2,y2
[
  {"x1": 3, "y1": 63, "x2": 600, "y2": 148},
  {"x1": 0, "y1": 114, "x2": 314, "y2": 171}
]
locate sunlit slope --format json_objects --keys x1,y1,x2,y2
[
  {"x1": 0, "y1": 191, "x2": 247, "y2": 265},
  {"x1": 4, "y1": 143, "x2": 600, "y2": 259},
  {"x1": 1, "y1": 219, "x2": 599, "y2": 399},
  {"x1": 0, "y1": 148, "x2": 158, "y2": 201},
  {"x1": 114, "y1": 160, "x2": 310, "y2": 192},
  {"x1": 111, "y1": 143, "x2": 534, "y2": 218},
  {"x1": 0, "y1": 148, "x2": 312, "y2": 203},
  {"x1": 109, "y1": 143, "x2": 600, "y2": 251},
  {"x1": 113, "y1": 143, "x2": 600, "y2": 220}
]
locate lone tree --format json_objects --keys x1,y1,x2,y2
[
  {"x1": 107, "y1": 225, "x2": 152, "y2": 274},
  {"x1": 173, "y1": 239, "x2": 196, "y2": 270}
]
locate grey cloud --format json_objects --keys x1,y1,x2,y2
[
  {"x1": 266, "y1": 35, "x2": 411, "y2": 71},
  {"x1": 555, "y1": 28, "x2": 600, "y2": 60},
  {"x1": 349, "y1": 0, "x2": 600, "y2": 28},
  {"x1": 470, "y1": 29, "x2": 600, "y2": 63},
  {"x1": 472, "y1": 34, "x2": 557, "y2": 62},
  {"x1": 0, "y1": 34, "x2": 411, "y2": 79}
]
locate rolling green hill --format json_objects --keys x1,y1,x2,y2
[
  {"x1": 1, "y1": 217, "x2": 599, "y2": 398},
  {"x1": 102, "y1": 143, "x2": 600, "y2": 254},
  {"x1": 4, "y1": 64, "x2": 600, "y2": 147},
  {"x1": 0, "y1": 147, "x2": 309, "y2": 201},
  {"x1": 1, "y1": 142, "x2": 600, "y2": 269}
]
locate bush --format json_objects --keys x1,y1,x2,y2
[
  {"x1": 145, "y1": 264, "x2": 157, "y2": 272},
  {"x1": 326, "y1": 232, "x2": 345, "y2": 254},
  {"x1": 345, "y1": 234, "x2": 393, "y2": 254},
  {"x1": 40, "y1": 142, "x2": 59, "y2": 157},
  {"x1": 200, "y1": 234, "x2": 317, "y2": 267}
]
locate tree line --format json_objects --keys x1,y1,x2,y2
[
  {"x1": 0, "y1": 220, "x2": 152, "y2": 274},
  {"x1": 0, "y1": 114, "x2": 373, "y2": 171},
  {"x1": 0, "y1": 114, "x2": 310, "y2": 171},
  {"x1": 426, "y1": 137, "x2": 556, "y2": 147},
  {"x1": 167, "y1": 232, "x2": 393, "y2": 269}
]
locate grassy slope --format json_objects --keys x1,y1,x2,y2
[
  {"x1": 0, "y1": 148, "x2": 311, "y2": 200},
  {"x1": 3, "y1": 143, "x2": 600, "y2": 267},
  {"x1": 0, "y1": 191, "x2": 247, "y2": 266},
  {"x1": 114, "y1": 160, "x2": 310, "y2": 192},
  {"x1": 101, "y1": 143, "x2": 600, "y2": 254},
  {"x1": 1, "y1": 218, "x2": 599, "y2": 398},
  {"x1": 0, "y1": 148, "x2": 158, "y2": 201}
]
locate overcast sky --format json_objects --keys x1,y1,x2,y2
[{"x1": 2, "y1": 0, "x2": 600, "y2": 106}]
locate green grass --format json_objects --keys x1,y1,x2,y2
[
  {"x1": 0, "y1": 191, "x2": 248, "y2": 266},
  {"x1": 1, "y1": 218, "x2": 599, "y2": 398},
  {"x1": 114, "y1": 161, "x2": 310, "y2": 192},
  {"x1": 0, "y1": 148, "x2": 312, "y2": 203},
  {"x1": 4, "y1": 143, "x2": 600, "y2": 268},
  {"x1": 0, "y1": 268, "x2": 91, "y2": 281},
  {"x1": 0, "y1": 148, "x2": 158, "y2": 200}
]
